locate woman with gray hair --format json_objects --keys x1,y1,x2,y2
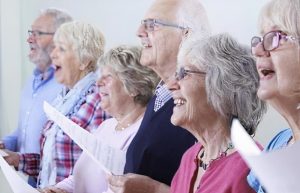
[
  {"x1": 108, "y1": 34, "x2": 266, "y2": 193},
  {"x1": 168, "y1": 33, "x2": 266, "y2": 193},
  {"x1": 40, "y1": 45, "x2": 159, "y2": 193},
  {"x1": 3, "y1": 21, "x2": 108, "y2": 188}
]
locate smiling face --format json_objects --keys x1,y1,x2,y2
[
  {"x1": 50, "y1": 39, "x2": 84, "y2": 88},
  {"x1": 168, "y1": 60, "x2": 216, "y2": 135},
  {"x1": 96, "y1": 66, "x2": 134, "y2": 116},
  {"x1": 253, "y1": 23, "x2": 300, "y2": 101},
  {"x1": 136, "y1": 0, "x2": 183, "y2": 81},
  {"x1": 27, "y1": 14, "x2": 55, "y2": 72}
]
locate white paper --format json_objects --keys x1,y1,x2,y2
[
  {"x1": 231, "y1": 119, "x2": 261, "y2": 156},
  {"x1": 0, "y1": 156, "x2": 40, "y2": 193},
  {"x1": 43, "y1": 101, "x2": 126, "y2": 175},
  {"x1": 231, "y1": 118, "x2": 300, "y2": 193},
  {"x1": 0, "y1": 149, "x2": 8, "y2": 157}
]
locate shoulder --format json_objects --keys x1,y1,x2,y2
[
  {"x1": 93, "y1": 118, "x2": 117, "y2": 134},
  {"x1": 223, "y1": 153, "x2": 255, "y2": 192},
  {"x1": 266, "y1": 128, "x2": 292, "y2": 151}
]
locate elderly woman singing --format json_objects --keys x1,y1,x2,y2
[
  {"x1": 3, "y1": 21, "x2": 108, "y2": 188},
  {"x1": 40, "y1": 45, "x2": 159, "y2": 193},
  {"x1": 248, "y1": 0, "x2": 300, "y2": 192}
]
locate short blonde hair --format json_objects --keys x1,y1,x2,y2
[
  {"x1": 54, "y1": 21, "x2": 105, "y2": 72},
  {"x1": 259, "y1": 0, "x2": 300, "y2": 44},
  {"x1": 98, "y1": 45, "x2": 159, "y2": 106}
]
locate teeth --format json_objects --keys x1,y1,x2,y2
[
  {"x1": 141, "y1": 41, "x2": 150, "y2": 48},
  {"x1": 174, "y1": 99, "x2": 185, "y2": 106}
]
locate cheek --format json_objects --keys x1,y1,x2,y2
[{"x1": 37, "y1": 38, "x2": 52, "y2": 49}]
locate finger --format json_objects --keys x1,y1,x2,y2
[
  {"x1": 37, "y1": 188, "x2": 52, "y2": 193},
  {"x1": 0, "y1": 141, "x2": 5, "y2": 149},
  {"x1": 108, "y1": 175, "x2": 126, "y2": 187},
  {"x1": 109, "y1": 183, "x2": 122, "y2": 193}
]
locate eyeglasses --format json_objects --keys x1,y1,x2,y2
[
  {"x1": 251, "y1": 30, "x2": 297, "y2": 53},
  {"x1": 28, "y1": 30, "x2": 55, "y2": 37},
  {"x1": 141, "y1": 19, "x2": 187, "y2": 32},
  {"x1": 175, "y1": 67, "x2": 206, "y2": 81}
]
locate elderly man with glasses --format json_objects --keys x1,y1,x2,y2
[
  {"x1": 0, "y1": 8, "x2": 72, "y2": 187},
  {"x1": 108, "y1": 0, "x2": 211, "y2": 192}
]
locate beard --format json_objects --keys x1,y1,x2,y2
[{"x1": 29, "y1": 44, "x2": 53, "y2": 72}]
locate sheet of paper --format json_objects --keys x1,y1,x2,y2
[
  {"x1": 43, "y1": 101, "x2": 126, "y2": 175},
  {"x1": 231, "y1": 118, "x2": 300, "y2": 193},
  {"x1": 0, "y1": 149, "x2": 8, "y2": 157},
  {"x1": 231, "y1": 119, "x2": 261, "y2": 156},
  {"x1": 0, "y1": 156, "x2": 40, "y2": 193}
]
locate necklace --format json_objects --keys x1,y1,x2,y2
[
  {"x1": 114, "y1": 110, "x2": 144, "y2": 131},
  {"x1": 115, "y1": 123, "x2": 131, "y2": 131},
  {"x1": 198, "y1": 142, "x2": 234, "y2": 170}
]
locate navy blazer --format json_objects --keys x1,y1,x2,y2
[{"x1": 124, "y1": 95, "x2": 196, "y2": 185}]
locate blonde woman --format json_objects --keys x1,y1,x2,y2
[{"x1": 3, "y1": 21, "x2": 108, "y2": 188}]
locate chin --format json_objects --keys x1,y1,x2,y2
[
  {"x1": 140, "y1": 54, "x2": 154, "y2": 67},
  {"x1": 257, "y1": 88, "x2": 276, "y2": 101},
  {"x1": 171, "y1": 115, "x2": 186, "y2": 128}
]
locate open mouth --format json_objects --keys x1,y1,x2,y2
[
  {"x1": 54, "y1": 65, "x2": 61, "y2": 72},
  {"x1": 260, "y1": 69, "x2": 274, "y2": 77},
  {"x1": 141, "y1": 39, "x2": 152, "y2": 48},
  {"x1": 29, "y1": 44, "x2": 37, "y2": 51},
  {"x1": 99, "y1": 92, "x2": 108, "y2": 98}
]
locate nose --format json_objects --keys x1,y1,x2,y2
[
  {"x1": 96, "y1": 76, "x2": 105, "y2": 88},
  {"x1": 27, "y1": 34, "x2": 36, "y2": 43},
  {"x1": 252, "y1": 42, "x2": 270, "y2": 57},
  {"x1": 136, "y1": 23, "x2": 147, "y2": 38},
  {"x1": 95, "y1": 78, "x2": 101, "y2": 92},
  {"x1": 166, "y1": 74, "x2": 180, "y2": 92},
  {"x1": 50, "y1": 47, "x2": 57, "y2": 61}
]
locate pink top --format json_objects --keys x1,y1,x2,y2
[
  {"x1": 171, "y1": 143, "x2": 256, "y2": 193},
  {"x1": 55, "y1": 117, "x2": 142, "y2": 193}
]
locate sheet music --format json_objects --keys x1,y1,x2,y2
[
  {"x1": 231, "y1": 118, "x2": 300, "y2": 193},
  {"x1": 0, "y1": 155, "x2": 40, "y2": 193},
  {"x1": 43, "y1": 101, "x2": 126, "y2": 175},
  {"x1": 0, "y1": 149, "x2": 8, "y2": 157}
]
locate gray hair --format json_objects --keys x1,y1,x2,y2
[
  {"x1": 39, "y1": 8, "x2": 73, "y2": 31},
  {"x1": 98, "y1": 45, "x2": 159, "y2": 106},
  {"x1": 178, "y1": 33, "x2": 267, "y2": 135},
  {"x1": 258, "y1": 0, "x2": 300, "y2": 45},
  {"x1": 54, "y1": 21, "x2": 105, "y2": 72}
]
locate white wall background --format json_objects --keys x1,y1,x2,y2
[{"x1": 0, "y1": 0, "x2": 289, "y2": 192}]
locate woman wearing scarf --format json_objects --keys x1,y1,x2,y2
[{"x1": 3, "y1": 21, "x2": 108, "y2": 188}]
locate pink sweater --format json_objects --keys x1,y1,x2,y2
[
  {"x1": 55, "y1": 117, "x2": 142, "y2": 193},
  {"x1": 171, "y1": 143, "x2": 256, "y2": 193}
]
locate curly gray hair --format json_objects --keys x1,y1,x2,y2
[
  {"x1": 178, "y1": 33, "x2": 267, "y2": 135},
  {"x1": 98, "y1": 45, "x2": 159, "y2": 106}
]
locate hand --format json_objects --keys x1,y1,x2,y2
[
  {"x1": 3, "y1": 150, "x2": 20, "y2": 168},
  {"x1": 108, "y1": 173, "x2": 169, "y2": 193},
  {"x1": 38, "y1": 186, "x2": 68, "y2": 193},
  {"x1": 0, "y1": 140, "x2": 5, "y2": 149}
]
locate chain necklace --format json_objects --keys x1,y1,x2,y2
[
  {"x1": 198, "y1": 142, "x2": 234, "y2": 170},
  {"x1": 115, "y1": 110, "x2": 144, "y2": 131}
]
